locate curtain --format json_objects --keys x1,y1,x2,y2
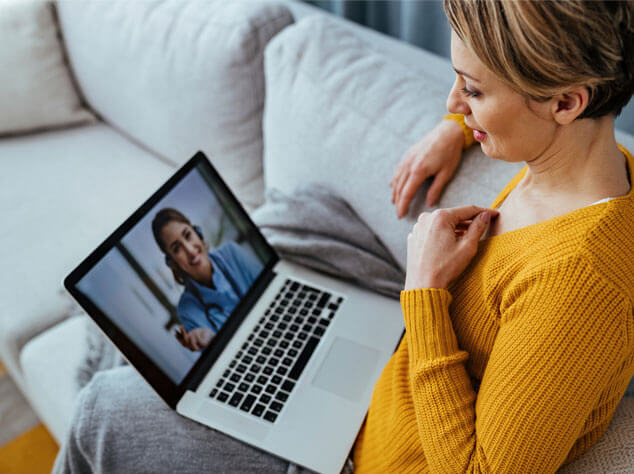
[
  {"x1": 303, "y1": 0, "x2": 634, "y2": 135},
  {"x1": 305, "y1": 0, "x2": 451, "y2": 58}
]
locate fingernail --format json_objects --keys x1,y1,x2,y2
[{"x1": 480, "y1": 212, "x2": 491, "y2": 223}]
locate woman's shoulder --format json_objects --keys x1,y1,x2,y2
[{"x1": 578, "y1": 198, "x2": 634, "y2": 299}]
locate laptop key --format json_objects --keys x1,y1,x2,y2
[
  {"x1": 251, "y1": 384, "x2": 263, "y2": 395},
  {"x1": 268, "y1": 357, "x2": 279, "y2": 367},
  {"x1": 252, "y1": 404, "x2": 265, "y2": 417},
  {"x1": 314, "y1": 326, "x2": 325, "y2": 337},
  {"x1": 275, "y1": 392, "x2": 289, "y2": 402},
  {"x1": 245, "y1": 373, "x2": 255, "y2": 383},
  {"x1": 264, "y1": 411, "x2": 278, "y2": 423},
  {"x1": 289, "y1": 336, "x2": 320, "y2": 380},
  {"x1": 265, "y1": 384, "x2": 277, "y2": 394},
  {"x1": 257, "y1": 375, "x2": 268, "y2": 385},
  {"x1": 318, "y1": 318, "x2": 329, "y2": 326},
  {"x1": 272, "y1": 375, "x2": 282, "y2": 385},
  {"x1": 236, "y1": 364, "x2": 247, "y2": 373},
  {"x1": 282, "y1": 380, "x2": 295, "y2": 392},
  {"x1": 316, "y1": 293, "x2": 330, "y2": 309},
  {"x1": 216, "y1": 378, "x2": 225, "y2": 388},
  {"x1": 230, "y1": 373, "x2": 240, "y2": 383},
  {"x1": 240, "y1": 394, "x2": 257, "y2": 412},
  {"x1": 276, "y1": 366, "x2": 288, "y2": 376},
  {"x1": 229, "y1": 392, "x2": 243, "y2": 407},
  {"x1": 288, "y1": 349, "x2": 298, "y2": 357},
  {"x1": 263, "y1": 366, "x2": 274, "y2": 375},
  {"x1": 298, "y1": 332, "x2": 308, "y2": 341},
  {"x1": 224, "y1": 383, "x2": 236, "y2": 392},
  {"x1": 282, "y1": 357, "x2": 293, "y2": 366},
  {"x1": 270, "y1": 401, "x2": 284, "y2": 412},
  {"x1": 217, "y1": 392, "x2": 229, "y2": 403},
  {"x1": 280, "y1": 341, "x2": 289, "y2": 349},
  {"x1": 262, "y1": 346, "x2": 272, "y2": 356},
  {"x1": 274, "y1": 349, "x2": 284, "y2": 358},
  {"x1": 210, "y1": 388, "x2": 218, "y2": 398},
  {"x1": 248, "y1": 347, "x2": 258, "y2": 356},
  {"x1": 260, "y1": 394, "x2": 272, "y2": 404},
  {"x1": 239, "y1": 383, "x2": 250, "y2": 392}
]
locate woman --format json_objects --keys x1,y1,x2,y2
[
  {"x1": 54, "y1": 1, "x2": 633, "y2": 472},
  {"x1": 152, "y1": 208, "x2": 263, "y2": 352}
]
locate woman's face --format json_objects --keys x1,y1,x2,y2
[
  {"x1": 446, "y1": 31, "x2": 557, "y2": 163},
  {"x1": 161, "y1": 221, "x2": 211, "y2": 284}
]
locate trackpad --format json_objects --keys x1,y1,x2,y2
[{"x1": 311, "y1": 337, "x2": 381, "y2": 402}]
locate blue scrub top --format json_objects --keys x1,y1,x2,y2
[{"x1": 177, "y1": 242, "x2": 263, "y2": 334}]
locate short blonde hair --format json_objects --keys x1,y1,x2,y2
[{"x1": 443, "y1": 0, "x2": 634, "y2": 118}]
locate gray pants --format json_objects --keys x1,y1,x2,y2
[{"x1": 53, "y1": 366, "x2": 307, "y2": 474}]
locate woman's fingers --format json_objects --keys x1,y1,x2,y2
[
  {"x1": 425, "y1": 169, "x2": 452, "y2": 207},
  {"x1": 462, "y1": 211, "x2": 492, "y2": 246},
  {"x1": 397, "y1": 165, "x2": 435, "y2": 218},
  {"x1": 445, "y1": 205, "x2": 498, "y2": 224}
]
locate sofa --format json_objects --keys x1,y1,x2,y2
[{"x1": 1, "y1": 0, "x2": 632, "y2": 472}]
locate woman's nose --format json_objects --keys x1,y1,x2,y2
[
  {"x1": 183, "y1": 240, "x2": 197, "y2": 256},
  {"x1": 446, "y1": 78, "x2": 470, "y2": 116}
]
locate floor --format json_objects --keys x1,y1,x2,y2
[{"x1": 0, "y1": 360, "x2": 59, "y2": 473}]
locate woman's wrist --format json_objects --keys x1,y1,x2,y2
[{"x1": 443, "y1": 113, "x2": 475, "y2": 149}]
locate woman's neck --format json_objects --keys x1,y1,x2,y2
[{"x1": 517, "y1": 116, "x2": 630, "y2": 205}]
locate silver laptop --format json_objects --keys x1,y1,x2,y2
[{"x1": 65, "y1": 152, "x2": 404, "y2": 474}]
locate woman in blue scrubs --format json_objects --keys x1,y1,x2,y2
[{"x1": 152, "y1": 208, "x2": 263, "y2": 352}]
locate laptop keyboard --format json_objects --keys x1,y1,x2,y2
[{"x1": 209, "y1": 278, "x2": 344, "y2": 423}]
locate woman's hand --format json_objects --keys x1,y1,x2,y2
[
  {"x1": 391, "y1": 119, "x2": 465, "y2": 218},
  {"x1": 405, "y1": 206, "x2": 498, "y2": 290},
  {"x1": 175, "y1": 325, "x2": 214, "y2": 351}
]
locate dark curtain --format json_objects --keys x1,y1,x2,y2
[{"x1": 303, "y1": 0, "x2": 634, "y2": 134}]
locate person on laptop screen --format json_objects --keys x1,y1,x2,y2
[{"x1": 152, "y1": 208, "x2": 262, "y2": 352}]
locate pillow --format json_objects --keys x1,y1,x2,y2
[
  {"x1": 558, "y1": 397, "x2": 634, "y2": 473},
  {"x1": 56, "y1": 0, "x2": 294, "y2": 210},
  {"x1": 262, "y1": 16, "x2": 523, "y2": 268},
  {"x1": 0, "y1": 0, "x2": 94, "y2": 135}
]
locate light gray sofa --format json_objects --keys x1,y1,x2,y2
[{"x1": 1, "y1": 0, "x2": 632, "y2": 471}]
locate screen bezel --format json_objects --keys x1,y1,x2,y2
[{"x1": 64, "y1": 152, "x2": 279, "y2": 408}]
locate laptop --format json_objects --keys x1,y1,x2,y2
[{"x1": 64, "y1": 152, "x2": 405, "y2": 474}]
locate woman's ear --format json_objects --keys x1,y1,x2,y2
[{"x1": 550, "y1": 86, "x2": 590, "y2": 125}]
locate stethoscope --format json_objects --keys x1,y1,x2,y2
[{"x1": 187, "y1": 252, "x2": 244, "y2": 333}]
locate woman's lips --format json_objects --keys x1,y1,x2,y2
[
  {"x1": 190, "y1": 255, "x2": 201, "y2": 266},
  {"x1": 473, "y1": 129, "x2": 487, "y2": 141}
]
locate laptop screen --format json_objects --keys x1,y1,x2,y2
[{"x1": 65, "y1": 153, "x2": 278, "y2": 405}]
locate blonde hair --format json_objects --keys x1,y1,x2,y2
[{"x1": 443, "y1": 0, "x2": 634, "y2": 118}]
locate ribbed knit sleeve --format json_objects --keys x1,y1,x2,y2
[{"x1": 399, "y1": 256, "x2": 629, "y2": 473}]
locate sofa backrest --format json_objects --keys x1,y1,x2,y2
[{"x1": 56, "y1": 0, "x2": 293, "y2": 210}]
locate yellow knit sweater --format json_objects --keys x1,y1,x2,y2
[{"x1": 353, "y1": 139, "x2": 634, "y2": 472}]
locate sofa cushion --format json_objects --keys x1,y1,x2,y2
[
  {"x1": 19, "y1": 316, "x2": 91, "y2": 444},
  {"x1": 0, "y1": 123, "x2": 173, "y2": 394},
  {"x1": 0, "y1": 0, "x2": 94, "y2": 135},
  {"x1": 558, "y1": 397, "x2": 634, "y2": 473},
  {"x1": 262, "y1": 16, "x2": 524, "y2": 268},
  {"x1": 55, "y1": 0, "x2": 293, "y2": 210}
]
